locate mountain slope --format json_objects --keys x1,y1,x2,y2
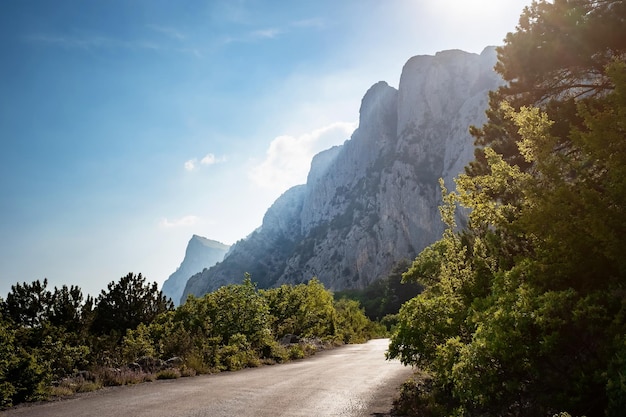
[
  {"x1": 161, "y1": 235, "x2": 229, "y2": 305},
  {"x1": 182, "y1": 47, "x2": 502, "y2": 302}
]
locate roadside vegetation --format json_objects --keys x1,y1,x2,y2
[
  {"x1": 389, "y1": 1, "x2": 626, "y2": 416},
  {"x1": 0, "y1": 273, "x2": 380, "y2": 408},
  {"x1": 334, "y1": 259, "x2": 422, "y2": 329}
]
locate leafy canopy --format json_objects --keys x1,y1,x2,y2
[{"x1": 390, "y1": 1, "x2": 626, "y2": 416}]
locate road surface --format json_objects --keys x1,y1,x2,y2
[{"x1": 3, "y1": 339, "x2": 413, "y2": 417}]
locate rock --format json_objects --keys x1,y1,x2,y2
[
  {"x1": 182, "y1": 46, "x2": 503, "y2": 297},
  {"x1": 136, "y1": 356, "x2": 165, "y2": 373},
  {"x1": 162, "y1": 235, "x2": 230, "y2": 306},
  {"x1": 279, "y1": 334, "x2": 300, "y2": 345},
  {"x1": 165, "y1": 357, "x2": 184, "y2": 368},
  {"x1": 128, "y1": 362, "x2": 142, "y2": 372}
]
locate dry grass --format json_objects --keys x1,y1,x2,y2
[
  {"x1": 48, "y1": 376, "x2": 103, "y2": 398},
  {"x1": 156, "y1": 369, "x2": 181, "y2": 380},
  {"x1": 96, "y1": 367, "x2": 154, "y2": 386}
]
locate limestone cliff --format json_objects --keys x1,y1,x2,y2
[
  {"x1": 182, "y1": 47, "x2": 503, "y2": 302},
  {"x1": 161, "y1": 235, "x2": 229, "y2": 305}
]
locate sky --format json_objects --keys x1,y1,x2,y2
[{"x1": 0, "y1": 0, "x2": 534, "y2": 298}]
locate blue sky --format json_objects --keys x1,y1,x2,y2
[{"x1": 0, "y1": 0, "x2": 533, "y2": 298}]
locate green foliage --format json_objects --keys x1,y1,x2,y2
[
  {"x1": 91, "y1": 272, "x2": 173, "y2": 338},
  {"x1": 392, "y1": 371, "x2": 449, "y2": 417},
  {"x1": 469, "y1": 0, "x2": 626, "y2": 177},
  {"x1": 391, "y1": 3, "x2": 626, "y2": 414},
  {"x1": 121, "y1": 323, "x2": 156, "y2": 363},
  {"x1": 0, "y1": 282, "x2": 93, "y2": 407},
  {"x1": 155, "y1": 369, "x2": 180, "y2": 380},
  {"x1": 333, "y1": 298, "x2": 371, "y2": 344},
  {"x1": 0, "y1": 272, "x2": 376, "y2": 408},
  {"x1": 218, "y1": 333, "x2": 260, "y2": 371},
  {"x1": 261, "y1": 278, "x2": 337, "y2": 339},
  {"x1": 205, "y1": 275, "x2": 270, "y2": 346},
  {"x1": 7, "y1": 349, "x2": 49, "y2": 405},
  {"x1": 37, "y1": 329, "x2": 90, "y2": 379},
  {"x1": 2, "y1": 279, "x2": 53, "y2": 328},
  {"x1": 391, "y1": 66, "x2": 626, "y2": 416},
  {"x1": 287, "y1": 344, "x2": 306, "y2": 360},
  {"x1": 334, "y1": 260, "x2": 422, "y2": 321},
  {"x1": 0, "y1": 313, "x2": 17, "y2": 408}
]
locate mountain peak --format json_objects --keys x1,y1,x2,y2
[
  {"x1": 181, "y1": 47, "x2": 502, "y2": 297},
  {"x1": 162, "y1": 235, "x2": 230, "y2": 305}
]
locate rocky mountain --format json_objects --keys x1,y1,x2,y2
[
  {"x1": 162, "y1": 235, "x2": 229, "y2": 305},
  {"x1": 182, "y1": 47, "x2": 503, "y2": 303}
]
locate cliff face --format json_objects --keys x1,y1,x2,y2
[
  {"x1": 161, "y1": 235, "x2": 229, "y2": 305},
  {"x1": 182, "y1": 47, "x2": 503, "y2": 302}
]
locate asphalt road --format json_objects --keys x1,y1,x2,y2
[{"x1": 3, "y1": 339, "x2": 414, "y2": 417}]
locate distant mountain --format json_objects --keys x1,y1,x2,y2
[
  {"x1": 182, "y1": 47, "x2": 503, "y2": 302},
  {"x1": 161, "y1": 235, "x2": 229, "y2": 305}
]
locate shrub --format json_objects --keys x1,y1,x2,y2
[
  {"x1": 179, "y1": 366, "x2": 196, "y2": 378},
  {"x1": 259, "y1": 339, "x2": 288, "y2": 364},
  {"x1": 287, "y1": 345, "x2": 305, "y2": 360},
  {"x1": 156, "y1": 369, "x2": 180, "y2": 380},
  {"x1": 121, "y1": 323, "x2": 156, "y2": 363},
  {"x1": 218, "y1": 334, "x2": 261, "y2": 371},
  {"x1": 334, "y1": 298, "x2": 370, "y2": 344},
  {"x1": 392, "y1": 371, "x2": 449, "y2": 417},
  {"x1": 8, "y1": 349, "x2": 50, "y2": 404},
  {"x1": 95, "y1": 367, "x2": 151, "y2": 386},
  {"x1": 48, "y1": 376, "x2": 102, "y2": 398},
  {"x1": 48, "y1": 385, "x2": 74, "y2": 398}
]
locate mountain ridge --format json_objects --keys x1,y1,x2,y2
[
  {"x1": 182, "y1": 46, "x2": 503, "y2": 303},
  {"x1": 161, "y1": 235, "x2": 229, "y2": 305}
]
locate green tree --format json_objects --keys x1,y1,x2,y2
[
  {"x1": 390, "y1": 2, "x2": 626, "y2": 414},
  {"x1": 334, "y1": 298, "x2": 371, "y2": 344},
  {"x1": 1, "y1": 279, "x2": 52, "y2": 328},
  {"x1": 203, "y1": 275, "x2": 270, "y2": 347},
  {"x1": 91, "y1": 272, "x2": 173, "y2": 338},
  {"x1": 469, "y1": 0, "x2": 626, "y2": 176},
  {"x1": 127, "y1": 275, "x2": 274, "y2": 371},
  {"x1": 121, "y1": 323, "x2": 156, "y2": 363},
  {"x1": 48, "y1": 285, "x2": 90, "y2": 334},
  {"x1": 334, "y1": 260, "x2": 422, "y2": 321},
  {"x1": 262, "y1": 278, "x2": 336, "y2": 339},
  {"x1": 390, "y1": 68, "x2": 626, "y2": 416},
  {"x1": 0, "y1": 311, "x2": 17, "y2": 408}
]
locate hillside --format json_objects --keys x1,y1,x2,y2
[
  {"x1": 182, "y1": 47, "x2": 503, "y2": 302},
  {"x1": 161, "y1": 235, "x2": 229, "y2": 305}
]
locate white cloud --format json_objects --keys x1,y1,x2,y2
[
  {"x1": 249, "y1": 121, "x2": 356, "y2": 191},
  {"x1": 251, "y1": 28, "x2": 283, "y2": 39},
  {"x1": 185, "y1": 153, "x2": 224, "y2": 171},
  {"x1": 159, "y1": 215, "x2": 200, "y2": 229},
  {"x1": 201, "y1": 153, "x2": 223, "y2": 165},
  {"x1": 184, "y1": 159, "x2": 196, "y2": 171}
]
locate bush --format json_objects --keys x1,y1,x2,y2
[
  {"x1": 121, "y1": 323, "x2": 156, "y2": 363},
  {"x1": 262, "y1": 279, "x2": 337, "y2": 340},
  {"x1": 218, "y1": 334, "x2": 260, "y2": 371},
  {"x1": 392, "y1": 371, "x2": 449, "y2": 417},
  {"x1": 95, "y1": 367, "x2": 152, "y2": 386},
  {"x1": 334, "y1": 298, "x2": 371, "y2": 344},
  {"x1": 48, "y1": 376, "x2": 102, "y2": 398},
  {"x1": 259, "y1": 338, "x2": 288, "y2": 364},
  {"x1": 287, "y1": 345, "x2": 305, "y2": 360},
  {"x1": 156, "y1": 369, "x2": 180, "y2": 380},
  {"x1": 8, "y1": 349, "x2": 50, "y2": 404}
]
